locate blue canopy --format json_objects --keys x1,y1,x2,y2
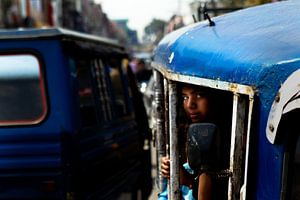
[{"x1": 154, "y1": 1, "x2": 300, "y2": 94}]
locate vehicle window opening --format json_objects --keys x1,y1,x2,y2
[
  {"x1": 153, "y1": 67, "x2": 253, "y2": 199},
  {"x1": 177, "y1": 83, "x2": 233, "y2": 199},
  {"x1": 166, "y1": 80, "x2": 236, "y2": 199},
  {"x1": 105, "y1": 58, "x2": 128, "y2": 118},
  {"x1": 76, "y1": 59, "x2": 98, "y2": 127},
  {"x1": 0, "y1": 54, "x2": 47, "y2": 125}
]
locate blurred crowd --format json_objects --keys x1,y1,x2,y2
[{"x1": 130, "y1": 56, "x2": 155, "y2": 129}]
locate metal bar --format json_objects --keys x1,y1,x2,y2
[
  {"x1": 240, "y1": 97, "x2": 254, "y2": 200},
  {"x1": 228, "y1": 93, "x2": 246, "y2": 200},
  {"x1": 164, "y1": 78, "x2": 169, "y2": 156},
  {"x1": 98, "y1": 59, "x2": 112, "y2": 120},
  {"x1": 168, "y1": 81, "x2": 180, "y2": 200},
  {"x1": 164, "y1": 78, "x2": 170, "y2": 195},
  {"x1": 94, "y1": 59, "x2": 108, "y2": 122},
  {"x1": 153, "y1": 70, "x2": 166, "y2": 191}
]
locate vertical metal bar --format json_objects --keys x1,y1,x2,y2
[
  {"x1": 94, "y1": 59, "x2": 108, "y2": 122},
  {"x1": 164, "y1": 78, "x2": 170, "y2": 195},
  {"x1": 154, "y1": 70, "x2": 166, "y2": 191},
  {"x1": 228, "y1": 93, "x2": 246, "y2": 200},
  {"x1": 98, "y1": 60, "x2": 112, "y2": 120},
  {"x1": 164, "y1": 78, "x2": 169, "y2": 156},
  {"x1": 168, "y1": 81, "x2": 180, "y2": 200},
  {"x1": 240, "y1": 97, "x2": 254, "y2": 200}
]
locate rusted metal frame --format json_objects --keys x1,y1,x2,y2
[
  {"x1": 151, "y1": 62, "x2": 255, "y2": 97},
  {"x1": 153, "y1": 70, "x2": 166, "y2": 191},
  {"x1": 151, "y1": 63, "x2": 256, "y2": 199},
  {"x1": 240, "y1": 97, "x2": 254, "y2": 200},
  {"x1": 168, "y1": 81, "x2": 180, "y2": 200},
  {"x1": 228, "y1": 93, "x2": 247, "y2": 200}
]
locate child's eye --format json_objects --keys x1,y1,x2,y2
[{"x1": 182, "y1": 96, "x2": 188, "y2": 101}]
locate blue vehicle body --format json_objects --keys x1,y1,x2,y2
[
  {"x1": 0, "y1": 28, "x2": 151, "y2": 199},
  {"x1": 153, "y1": 1, "x2": 300, "y2": 199}
]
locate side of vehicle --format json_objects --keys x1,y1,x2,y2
[
  {"x1": 152, "y1": 1, "x2": 300, "y2": 200},
  {"x1": 0, "y1": 28, "x2": 150, "y2": 199}
]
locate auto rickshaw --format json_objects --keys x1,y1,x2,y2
[{"x1": 152, "y1": 1, "x2": 300, "y2": 199}]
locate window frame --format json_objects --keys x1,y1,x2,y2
[
  {"x1": 152, "y1": 63, "x2": 255, "y2": 200},
  {"x1": 103, "y1": 59, "x2": 131, "y2": 120},
  {"x1": 0, "y1": 52, "x2": 48, "y2": 126},
  {"x1": 71, "y1": 56, "x2": 133, "y2": 129}
]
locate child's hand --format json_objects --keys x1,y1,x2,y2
[{"x1": 160, "y1": 156, "x2": 170, "y2": 179}]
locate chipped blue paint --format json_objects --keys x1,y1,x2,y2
[{"x1": 153, "y1": 1, "x2": 300, "y2": 199}]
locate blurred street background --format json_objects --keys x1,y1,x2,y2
[{"x1": 0, "y1": 0, "x2": 281, "y2": 60}]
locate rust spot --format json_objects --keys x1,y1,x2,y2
[
  {"x1": 229, "y1": 83, "x2": 238, "y2": 93},
  {"x1": 247, "y1": 87, "x2": 256, "y2": 96},
  {"x1": 269, "y1": 124, "x2": 274, "y2": 132},
  {"x1": 275, "y1": 92, "x2": 280, "y2": 103}
]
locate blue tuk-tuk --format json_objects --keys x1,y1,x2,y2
[
  {"x1": 152, "y1": 1, "x2": 300, "y2": 199},
  {"x1": 0, "y1": 28, "x2": 151, "y2": 199}
]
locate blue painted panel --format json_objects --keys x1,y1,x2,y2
[
  {"x1": 0, "y1": 39, "x2": 75, "y2": 134},
  {"x1": 0, "y1": 39, "x2": 74, "y2": 174}
]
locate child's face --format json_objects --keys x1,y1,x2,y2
[{"x1": 182, "y1": 86, "x2": 209, "y2": 123}]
